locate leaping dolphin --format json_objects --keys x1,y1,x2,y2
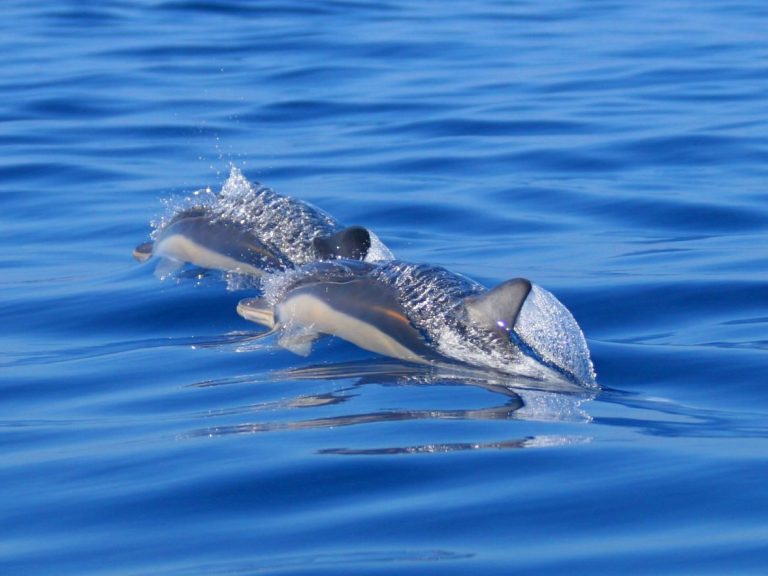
[
  {"x1": 133, "y1": 167, "x2": 387, "y2": 276},
  {"x1": 133, "y1": 207, "x2": 373, "y2": 277},
  {"x1": 236, "y1": 260, "x2": 596, "y2": 386}
]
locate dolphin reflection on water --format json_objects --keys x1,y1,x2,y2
[{"x1": 184, "y1": 357, "x2": 597, "y2": 449}]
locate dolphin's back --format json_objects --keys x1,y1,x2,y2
[{"x1": 213, "y1": 174, "x2": 341, "y2": 264}]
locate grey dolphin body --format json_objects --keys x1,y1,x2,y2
[
  {"x1": 237, "y1": 260, "x2": 596, "y2": 386},
  {"x1": 133, "y1": 169, "x2": 381, "y2": 275},
  {"x1": 238, "y1": 272, "x2": 438, "y2": 363},
  {"x1": 133, "y1": 207, "x2": 372, "y2": 277},
  {"x1": 133, "y1": 208, "x2": 291, "y2": 276}
]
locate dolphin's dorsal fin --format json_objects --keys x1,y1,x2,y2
[
  {"x1": 463, "y1": 278, "x2": 532, "y2": 332},
  {"x1": 312, "y1": 226, "x2": 371, "y2": 261}
]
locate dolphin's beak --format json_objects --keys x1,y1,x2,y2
[
  {"x1": 133, "y1": 241, "x2": 154, "y2": 262},
  {"x1": 237, "y1": 298, "x2": 276, "y2": 328}
]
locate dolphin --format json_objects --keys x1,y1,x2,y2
[
  {"x1": 132, "y1": 207, "x2": 291, "y2": 276},
  {"x1": 133, "y1": 207, "x2": 373, "y2": 277},
  {"x1": 236, "y1": 260, "x2": 596, "y2": 386},
  {"x1": 134, "y1": 168, "x2": 388, "y2": 276}
]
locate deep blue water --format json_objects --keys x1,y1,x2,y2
[{"x1": 2, "y1": 0, "x2": 768, "y2": 574}]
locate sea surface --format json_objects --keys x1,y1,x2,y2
[{"x1": 2, "y1": 1, "x2": 767, "y2": 574}]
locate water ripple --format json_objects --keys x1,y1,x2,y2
[{"x1": 3, "y1": 0, "x2": 768, "y2": 573}]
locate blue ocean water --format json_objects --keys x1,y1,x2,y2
[{"x1": 2, "y1": 0, "x2": 767, "y2": 574}]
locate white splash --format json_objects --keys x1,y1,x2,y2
[
  {"x1": 150, "y1": 187, "x2": 217, "y2": 240},
  {"x1": 365, "y1": 230, "x2": 395, "y2": 262},
  {"x1": 514, "y1": 284, "x2": 597, "y2": 387}
]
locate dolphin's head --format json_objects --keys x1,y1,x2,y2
[
  {"x1": 132, "y1": 207, "x2": 210, "y2": 264},
  {"x1": 463, "y1": 279, "x2": 596, "y2": 386},
  {"x1": 132, "y1": 241, "x2": 154, "y2": 262},
  {"x1": 132, "y1": 208, "x2": 290, "y2": 275}
]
